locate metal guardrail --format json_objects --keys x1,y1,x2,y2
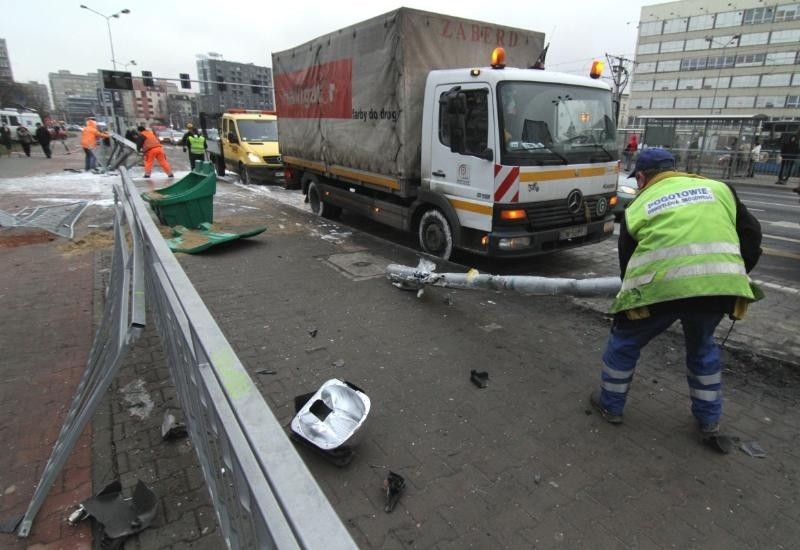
[
  {"x1": 95, "y1": 132, "x2": 141, "y2": 174},
  {"x1": 118, "y1": 167, "x2": 357, "y2": 550},
  {"x1": 16, "y1": 195, "x2": 145, "y2": 537}
]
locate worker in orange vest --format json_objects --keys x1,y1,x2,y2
[{"x1": 137, "y1": 125, "x2": 174, "y2": 178}]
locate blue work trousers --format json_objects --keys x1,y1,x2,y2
[
  {"x1": 599, "y1": 312, "x2": 725, "y2": 425},
  {"x1": 83, "y1": 148, "x2": 97, "y2": 171}
]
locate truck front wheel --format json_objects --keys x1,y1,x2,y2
[
  {"x1": 307, "y1": 180, "x2": 341, "y2": 219},
  {"x1": 418, "y1": 209, "x2": 453, "y2": 260},
  {"x1": 239, "y1": 164, "x2": 252, "y2": 185}
]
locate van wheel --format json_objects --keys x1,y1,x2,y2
[
  {"x1": 418, "y1": 209, "x2": 453, "y2": 260},
  {"x1": 240, "y1": 164, "x2": 251, "y2": 185},
  {"x1": 307, "y1": 180, "x2": 341, "y2": 219}
]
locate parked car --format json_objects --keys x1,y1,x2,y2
[
  {"x1": 613, "y1": 174, "x2": 637, "y2": 221},
  {"x1": 65, "y1": 124, "x2": 82, "y2": 131},
  {"x1": 157, "y1": 130, "x2": 183, "y2": 145}
]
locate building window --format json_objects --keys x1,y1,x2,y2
[
  {"x1": 715, "y1": 11, "x2": 743, "y2": 28},
  {"x1": 655, "y1": 79, "x2": 678, "y2": 90},
  {"x1": 663, "y1": 18, "x2": 688, "y2": 34},
  {"x1": 630, "y1": 98, "x2": 651, "y2": 109},
  {"x1": 707, "y1": 55, "x2": 736, "y2": 69},
  {"x1": 632, "y1": 80, "x2": 654, "y2": 91},
  {"x1": 743, "y1": 7, "x2": 774, "y2": 25},
  {"x1": 660, "y1": 40, "x2": 684, "y2": 53},
  {"x1": 739, "y1": 32, "x2": 769, "y2": 46},
  {"x1": 770, "y1": 29, "x2": 800, "y2": 44},
  {"x1": 731, "y1": 75, "x2": 760, "y2": 87},
  {"x1": 639, "y1": 21, "x2": 662, "y2": 36},
  {"x1": 678, "y1": 78, "x2": 703, "y2": 90},
  {"x1": 657, "y1": 59, "x2": 681, "y2": 72},
  {"x1": 756, "y1": 96, "x2": 786, "y2": 108},
  {"x1": 786, "y1": 95, "x2": 800, "y2": 108},
  {"x1": 765, "y1": 51, "x2": 797, "y2": 65},
  {"x1": 675, "y1": 97, "x2": 699, "y2": 108},
  {"x1": 681, "y1": 57, "x2": 708, "y2": 71},
  {"x1": 637, "y1": 42, "x2": 659, "y2": 55},
  {"x1": 735, "y1": 53, "x2": 766, "y2": 67},
  {"x1": 685, "y1": 38, "x2": 710, "y2": 51},
  {"x1": 689, "y1": 14, "x2": 715, "y2": 31},
  {"x1": 793, "y1": 73, "x2": 800, "y2": 86},
  {"x1": 652, "y1": 98, "x2": 674, "y2": 109},
  {"x1": 727, "y1": 96, "x2": 755, "y2": 108},
  {"x1": 761, "y1": 73, "x2": 792, "y2": 87},
  {"x1": 708, "y1": 34, "x2": 740, "y2": 49},
  {"x1": 774, "y1": 4, "x2": 800, "y2": 22},
  {"x1": 637, "y1": 62, "x2": 656, "y2": 73},
  {"x1": 700, "y1": 97, "x2": 726, "y2": 109},
  {"x1": 704, "y1": 76, "x2": 731, "y2": 89}
]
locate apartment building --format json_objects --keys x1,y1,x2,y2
[
  {"x1": 196, "y1": 56, "x2": 273, "y2": 114},
  {"x1": 628, "y1": 0, "x2": 800, "y2": 125},
  {"x1": 0, "y1": 38, "x2": 13, "y2": 83}
]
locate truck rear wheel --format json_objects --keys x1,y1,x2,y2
[
  {"x1": 307, "y1": 180, "x2": 341, "y2": 219},
  {"x1": 418, "y1": 209, "x2": 453, "y2": 260}
]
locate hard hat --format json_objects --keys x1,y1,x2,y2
[{"x1": 186, "y1": 123, "x2": 194, "y2": 129}]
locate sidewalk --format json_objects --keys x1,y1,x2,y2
[{"x1": 1, "y1": 149, "x2": 799, "y2": 548}]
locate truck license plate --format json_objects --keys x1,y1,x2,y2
[{"x1": 559, "y1": 225, "x2": 588, "y2": 240}]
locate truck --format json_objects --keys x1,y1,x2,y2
[
  {"x1": 200, "y1": 109, "x2": 286, "y2": 185},
  {"x1": 1, "y1": 108, "x2": 43, "y2": 140},
  {"x1": 272, "y1": 8, "x2": 619, "y2": 260}
]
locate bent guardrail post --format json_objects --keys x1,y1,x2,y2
[
  {"x1": 386, "y1": 260, "x2": 622, "y2": 297},
  {"x1": 97, "y1": 133, "x2": 140, "y2": 174},
  {"x1": 119, "y1": 167, "x2": 357, "y2": 549},
  {"x1": 17, "y1": 194, "x2": 144, "y2": 538}
]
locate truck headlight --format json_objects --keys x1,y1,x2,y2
[{"x1": 247, "y1": 152, "x2": 261, "y2": 163}]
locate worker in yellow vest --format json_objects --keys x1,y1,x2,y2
[
  {"x1": 184, "y1": 127, "x2": 207, "y2": 171},
  {"x1": 589, "y1": 148, "x2": 763, "y2": 448},
  {"x1": 137, "y1": 125, "x2": 174, "y2": 178}
]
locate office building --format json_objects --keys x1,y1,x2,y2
[
  {"x1": 0, "y1": 38, "x2": 12, "y2": 82},
  {"x1": 20, "y1": 81, "x2": 51, "y2": 111},
  {"x1": 628, "y1": 0, "x2": 800, "y2": 125},
  {"x1": 196, "y1": 56, "x2": 273, "y2": 114},
  {"x1": 49, "y1": 70, "x2": 101, "y2": 114},
  {"x1": 129, "y1": 77, "x2": 169, "y2": 126}
]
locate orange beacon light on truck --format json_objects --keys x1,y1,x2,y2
[
  {"x1": 589, "y1": 60, "x2": 604, "y2": 79},
  {"x1": 491, "y1": 47, "x2": 506, "y2": 69}
]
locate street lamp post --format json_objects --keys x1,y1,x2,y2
[
  {"x1": 123, "y1": 60, "x2": 137, "y2": 71},
  {"x1": 79, "y1": 5, "x2": 130, "y2": 133},
  {"x1": 706, "y1": 34, "x2": 740, "y2": 115}
]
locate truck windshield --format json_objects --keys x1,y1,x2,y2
[
  {"x1": 236, "y1": 119, "x2": 278, "y2": 142},
  {"x1": 498, "y1": 82, "x2": 617, "y2": 166}
]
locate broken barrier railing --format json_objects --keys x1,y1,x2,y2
[
  {"x1": 15, "y1": 190, "x2": 145, "y2": 537},
  {"x1": 95, "y1": 132, "x2": 140, "y2": 174},
  {"x1": 118, "y1": 167, "x2": 357, "y2": 549}
]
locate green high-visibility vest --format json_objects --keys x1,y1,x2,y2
[
  {"x1": 611, "y1": 171, "x2": 755, "y2": 313},
  {"x1": 187, "y1": 135, "x2": 206, "y2": 154}
]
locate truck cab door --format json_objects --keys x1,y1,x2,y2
[
  {"x1": 222, "y1": 118, "x2": 239, "y2": 169},
  {"x1": 430, "y1": 84, "x2": 495, "y2": 228}
]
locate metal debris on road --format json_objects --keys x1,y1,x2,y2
[
  {"x1": 386, "y1": 258, "x2": 621, "y2": 297},
  {"x1": 76, "y1": 480, "x2": 158, "y2": 545},
  {"x1": 470, "y1": 370, "x2": 489, "y2": 389},
  {"x1": 161, "y1": 411, "x2": 188, "y2": 440},
  {"x1": 740, "y1": 440, "x2": 767, "y2": 458}
]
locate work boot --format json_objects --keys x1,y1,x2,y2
[
  {"x1": 589, "y1": 390, "x2": 623, "y2": 424},
  {"x1": 143, "y1": 174, "x2": 150, "y2": 178},
  {"x1": 698, "y1": 421, "x2": 720, "y2": 436},
  {"x1": 168, "y1": 174, "x2": 174, "y2": 178}
]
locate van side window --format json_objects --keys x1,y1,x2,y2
[
  {"x1": 9, "y1": 116, "x2": 19, "y2": 126},
  {"x1": 438, "y1": 88, "x2": 489, "y2": 157}
]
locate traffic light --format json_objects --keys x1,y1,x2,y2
[
  {"x1": 216, "y1": 76, "x2": 227, "y2": 92},
  {"x1": 101, "y1": 70, "x2": 133, "y2": 91},
  {"x1": 180, "y1": 73, "x2": 191, "y2": 89},
  {"x1": 142, "y1": 71, "x2": 154, "y2": 87}
]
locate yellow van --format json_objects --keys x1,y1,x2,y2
[{"x1": 207, "y1": 109, "x2": 285, "y2": 185}]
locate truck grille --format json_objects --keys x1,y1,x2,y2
[
  {"x1": 524, "y1": 196, "x2": 608, "y2": 230},
  {"x1": 263, "y1": 155, "x2": 282, "y2": 165}
]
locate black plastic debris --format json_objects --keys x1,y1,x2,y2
[
  {"x1": 255, "y1": 368, "x2": 277, "y2": 375},
  {"x1": 79, "y1": 480, "x2": 158, "y2": 545},
  {"x1": 383, "y1": 471, "x2": 405, "y2": 513},
  {"x1": 470, "y1": 370, "x2": 489, "y2": 389},
  {"x1": 161, "y1": 411, "x2": 188, "y2": 440},
  {"x1": 740, "y1": 440, "x2": 767, "y2": 458},
  {"x1": 308, "y1": 329, "x2": 318, "y2": 338},
  {"x1": 290, "y1": 379, "x2": 370, "y2": 467}
]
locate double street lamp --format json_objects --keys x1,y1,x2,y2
[
  {"x1": 705, "y1": 34, "x2": 741, "y2": 114},
  {"x1": 79, "y1": 4, "x2": 130, "y2": 70}
]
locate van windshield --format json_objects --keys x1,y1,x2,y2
[
  {"x1": 498, "y1": 82, "x2": 617, "y2": 166},
  {"x1": 236, "y1": 119, "x2": 278, "y2": 142}
]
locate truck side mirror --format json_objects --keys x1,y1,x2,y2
[
  {"x1": 478, "y1": 148, "x2": 494, "y2": 162},
  {"x1": 227, "y1": 131, "x2": 239, "y2": 144}
]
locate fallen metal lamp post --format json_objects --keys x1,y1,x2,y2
[{"x1": 385, "y1": 259, "x2": 622, "y2": 298}]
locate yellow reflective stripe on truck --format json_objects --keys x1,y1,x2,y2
[
  {"x1": 283, "y1": 156, "x2": 326, "y2": 172},
  {"x1": 449, "y1": 198, "x2": 493, "y2": 216},
  {"x1": 519, "y1": 166, "x2": 608, "y2": 182},
  {"x1": 329, "y1": 166, "x2": 400, "y2": 190}
]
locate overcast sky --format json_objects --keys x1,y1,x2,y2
[{"x1": 4, "y1": 0, "x2": 654, "y2": 91}]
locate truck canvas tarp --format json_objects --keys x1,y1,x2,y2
[{"x1": 272, "y1": 8, "x2": 544, "y2": 196}]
